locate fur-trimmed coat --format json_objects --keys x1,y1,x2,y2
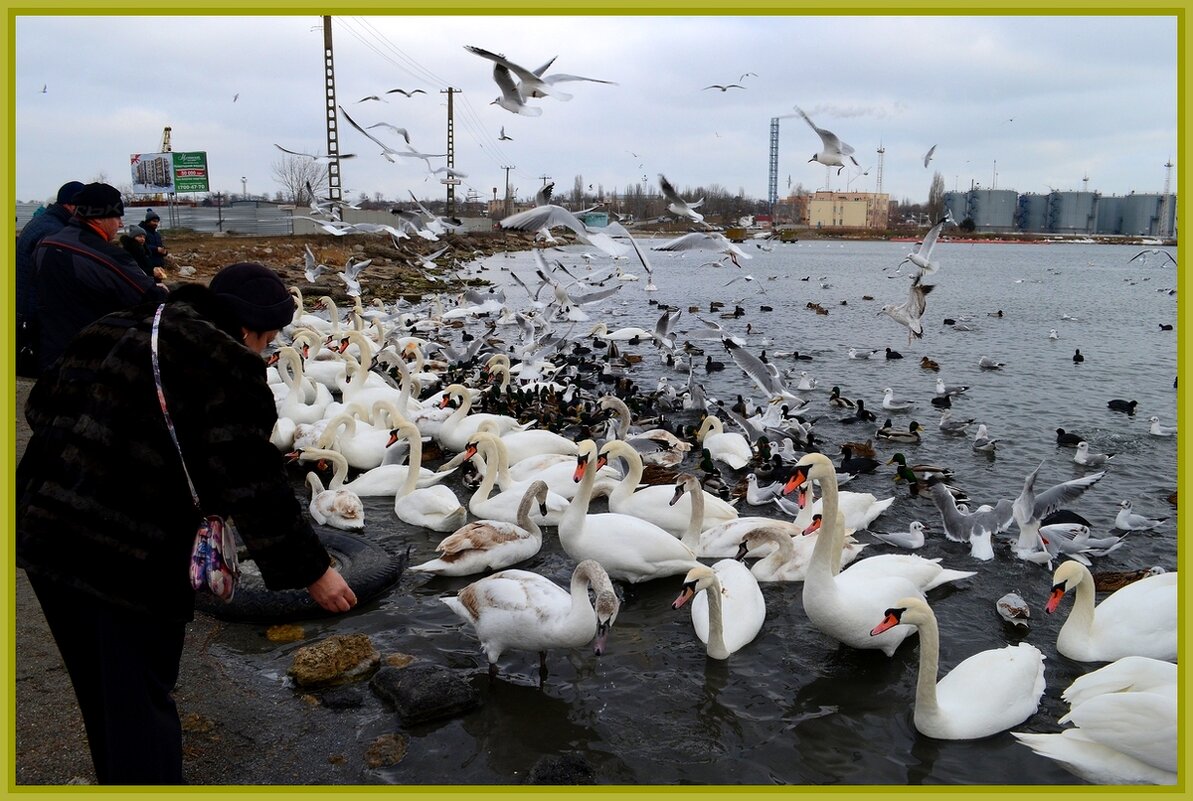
[{"x1": 17, "y1": 285, "x2": 330, "y2": 622}]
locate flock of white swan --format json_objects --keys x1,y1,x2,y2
[{"x1": 262, "y1": 284, "x2": 1177, "y2": 786}]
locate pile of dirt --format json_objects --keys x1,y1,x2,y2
[{"x1": 161, "y1": 229, "x2": 540, "y2": 304}]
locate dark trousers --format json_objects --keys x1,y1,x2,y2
[{"x1": 28, "y1": 575, "x2": 187, "y2": 785}]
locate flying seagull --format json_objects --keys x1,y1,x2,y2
[
  {"x1": 703, "y1": 83, "x2": 745, "y2": 92},
  {"x1": 465, "y1": 45, "x2": 559, "y2": 113},
  {"x1": 519, "y1": 56, "x2": 618, "y2": 100},
  {"x1": 880, "y1": 275, "x2": 934, "y2": 344},
  {"x1": 498, "y1": 126, "x2": 513, "y2": 141},
  {"x1": 275, "y1": 144, "x2": 357, "y2": 163},
  {"x1": 385, "y1": 88, "x2": 427, "y2": 97},
  {"x1": 897, "y1": 212, "x2": 953, "y2": 277},
  {"x1": 365, "y1": 123, "x2": 411, "y2": 144},
  {"x1": 794, "y1": 106, "x2": 859, "y2": 174},
  {"x1": 652, "y1": 232, "x2": 752, "y2": 268},
  {"x1": 923, "y1": 144, "x2": 937, "y2": 168},
  {"x1": 658, "y1": 174, "x2": 705, "y2": 224}
]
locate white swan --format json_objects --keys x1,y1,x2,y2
[
  {"x1": 304, "y1": 472, "x2": 364, "y2": 531},
  {"x1": 871, "y1": 596, "x2": 1045, "y2": 740},
  {"x1": 411, "y1": 481, "x2": 548, "y2": 576},
  {"x1": 464, "y1": 435, "x2": 569, "y2": 526},
  {"x1": 436, "y1": 383, "x2": 528, "y2": 452},
  {"x1": 314, "y1": 412, "x2": 390, "y2": 471},
  {"x1": 448, "y1": 431, "x2": 619, "y2": 500},
  {"x1": 442, "y1": 559, "x2": 620, "y2": 678},
  {"x1": 671, "y1": 560, "x2": 765, "y2": 659},
  {"x1": 276, "y1": 348, "x2": 333, "y2": 425},
  {"x1": 599, "y1": 440, "x2": 738, "y2": 536},
  {"x1": 1012, "y1": 657, "x2": 1176, "y2": 784},
  {"x1": 738, "y1": 522, "x2": 865, "y2": 582},
  {"x1": 558, "y1": 441, "x2": 700, "y2": 584},
  {"x1": 598, "y1": 396, "x2": 691, "y2": 468},
  {"x1": 783, "y1": 477, "x2": 895, "y2": 533},
  {"x1": 390, "y1": 420, "x2": 467, "y2": 532},
  {"x1": 696, "y1": 415, "x2": 752, "y2": 470},
  {"x1": 789, "y1": 453, "x2": 924, "y2": 656},
  {"x1": 1045, "y1": 560, "x2": 1177, "y2": 662},
  {"x1": 473, "y1": 418, "x2": 578, "y2": 465}
]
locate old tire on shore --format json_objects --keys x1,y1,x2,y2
[{"x1": 195, "y1": 531, "x2": 407, "y2": 623}]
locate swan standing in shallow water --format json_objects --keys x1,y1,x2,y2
[
  {"x1": 671, "y1": 561, "x2": 765, "y2": 659},
  {"x1": 1044, "y1": 560, "x2": 1177, "y2": 662},
  {"x1": 1012, "y1": 657, "x2": 1176, "y2": 784},
  {"x1": 786, "y1": 453, "x2": 924, "y2": 656},
  {"x1": 411, "y1": 481, "x2": 548, "y2": 576},
  {"x1": 870, "y1": 597, "x2": 1046, "y2": 740},
  {"x1": 442, "y1": 559, "x2": 620, "y2": 680}
]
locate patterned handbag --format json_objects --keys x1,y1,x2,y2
[{"x1": 151, "y1": 304, "x2": 240, "y2": 601}]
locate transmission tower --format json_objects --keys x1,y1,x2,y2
[
  {"x1": 768, "y1": 117, "x2": 779, "y2": 212},
  {"x1": 322, "y1": 16, "x2": 343, "y2": 203},
  {"x1": 441, "y1": 87, "x2": 460, "y2": 215},
  {"x1": 1159, "y1": 158, "x2": 1173, "y2": 238},
  {"x1": 874, "y1": 143, "x2": 885, "y2": 197}
]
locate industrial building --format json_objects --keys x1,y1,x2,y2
[{"x1": 805, "y1": 190, "x2": 891, "y2": 230}]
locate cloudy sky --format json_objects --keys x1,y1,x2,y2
[{"x1": 12, "y1": 15, "x2": 1178, "y2": 207}]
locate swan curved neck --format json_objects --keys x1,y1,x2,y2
[
  {"x1": 610, "y1": 443, "x2": 645, "y2": 502},
  {"x1": 1062, "y1": 570, "x2": 1098, "y2": 640},
  {"x1": 912, "y1": 614, "x2": 942, "y2": 719},
  {"x1": 807, "y1": 470, "x2": 842, "y2": 579},
  {"x1": 560, "y1": 449, "x2": 598, "y2": 536},
  {"x1": 681, "y1": 483, "x2": 704, "y2": 551},
  {"x1": 472, "y1": 438, "x2": 508, "y2": 501},
  {"x1": 399, "y1": 426, "x2": 423, "y2": 497},
  {"x1": 703, "y1": 578, "x2": 730, "y2": 659},
  {"x1": 605, "y1": 397, "x2": 632, "y2": 438},
  {"x1": 517, "y1": 487, "x2": 543, "y2": 535}
]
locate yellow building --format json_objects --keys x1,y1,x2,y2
[{"x1": 806, "y1": 190, "x2": 890, "y2": 230}]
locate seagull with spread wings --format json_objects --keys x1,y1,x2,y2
[
  {"x1": 880, "y1": 276, "x2": 934, "y2": 345},
  {"x1": 794, "y1": 106, "x2": 859, "y2": 174},
  {"x1": 658, "y1": 174, "x2": 706, "y2": 224},
  {"x1": 275, "y1": 144, "x2": 356, "y2": 163}
]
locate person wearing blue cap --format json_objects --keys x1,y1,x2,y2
[
  {"x1": 31, "y1": 182, "x2": 168, "y2": 373},
  {"x1": 16, "y1": 262, "x2": 357, "y2": 784},
  {"x1": 15, "y1": 180, "x2": 84, "y2": 376}
]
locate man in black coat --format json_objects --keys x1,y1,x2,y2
[
  {"x1": 32, "y1": 182, "x2": 168, "y2": 373},
  {"x1": 15, "y1": 179, "x2": 83, "y2": 376},
  {"x1": 142, "y1": 207, "x2": 168, "y2": 271},
  {"x1": 17, "y1": 262, "x2": 358, "y2": 784}
]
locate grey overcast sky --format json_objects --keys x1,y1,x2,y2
[{"x1": 12, "y1": 14, "x2": 1179, "y2": 206}]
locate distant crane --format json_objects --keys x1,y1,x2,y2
[{"x1": 160, "y1": 125, "x2": 172, "y2": 152}]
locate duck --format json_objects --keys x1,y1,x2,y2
[
  {"x1": 887, "y1": 452, "x2": 952, "y2": 482},
  {"x1": 696, "y1": 415, "x2": 753, "y2": 471},
  {"x1": 410, "y1": 481, "x2": 548, "y2": 577},
  {"x1": 839, "y1": 445, "x2": 879, "y2": 475},
  {"x1": 1045, "y1": 560, "x2": 1177, "y2": 662},
  {"x1": 1107, "y1": 398, "x2": 1138, "y2": 415},
  {"x1": 597, "y1": 442, "x2": 738, "y2": 536},
  {"x1": 840, "y1": 438, "x2": 876, "y2": 459},
  {"x1": 556, "y1": 441, "x2": 700, "y2": 584},
  {"x1": 303, "y1": 471, "x2": 365, "y2": 531},
  {"x1": 919, "y1": 355, "x2": 940, "y2": 371},
  {"x1": 1092, "y1": 566, "x2": 1166, "y2": 593},
  {"x1": 1011, "y1": 658, "x2": 1177, "y2": 784},
  {"x1": 1072, "y1": 348, "x2": 1084, "y2": 363},
  {"x1": 442, "y1": 559, "x2": 619, "y2": 680},
  {"x1": 885, "y1": 347, "x2": 903, "y2": 360},
  {"x1": 389, "y1": 420, "x2": 468, "y2": 533},
  {"x1": 671, "y1": 561, "x2": 765, "y2": 660},
  {"x1": 871, "y1": 597, "x2": 1045, "y2": 740},
  {"x1": 839, "y1": 398, "x2": 877, "y2": 424},
  {"x1": 877, "y1": 420, "x2": 922, "y2": 444},
  {"x1": 786, "y1": 453, "x2": 925, "y2": 656},
  {"x1": 827, "y1": 386, "x2": 856, "y2": 408},
  {"x1": 1055, "y1": 427, "x2": 1085, "y2": 447}
]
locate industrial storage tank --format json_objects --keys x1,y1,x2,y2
[
  {"x1": 1048, "y1": 191, "x2": 1099, "y2": 234},
  {"x1": 943, "y1": 191, "x2": 969, "y2": 223},
  {"x1": 965, "y1": 190, "x2": 1018, "y2": 232},
  {"x1": 1115, "y1": 193, "x2": 1175, "y2": 236},
  {"x1": 1096, "y1": 195, "x2": 1123, "y2": 233},
  {"x1": 1016, "y1": 193, "x2": 1049, "y2": 233}
]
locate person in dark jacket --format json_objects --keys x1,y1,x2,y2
[
  {"x1": 15, "y1": 179, "x2": 84, "y2": 376},
  {"x1": 16, "y1": 262, "x2": 357, "y2": 785},
  {"x1": 32, "y1": 182, "x2": 168, "y2": 373},
  {"x1": 119, "y1": 224, "x2": 152, "y2": 276},
  {"x1": 142, "y1": 207, "x2": 168, "y2": 271}
]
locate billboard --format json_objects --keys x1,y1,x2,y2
[{"x1": 130, "y1": 151, "x2": 209, "y2": 194}]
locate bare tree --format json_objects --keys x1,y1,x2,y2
[
  {"x1": 926, "y1": 172, "x2": 946, "y2": 221},
  {"x1": 271, "y1": 156, "x2": 329, "y2": 205}
]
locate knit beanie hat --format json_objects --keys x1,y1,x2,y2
[
  {"x1": 126, "y1": 225, "x2": 147, "y2": 238},
  {"x1": 208, "y1": 262, "x2": 294, "y2": 332},
  {"x1": 56, "y1": 180, "x2": 85, "y2": 205},
  {"x1": 72, "y1": 182, "x2": 124, "y2": 219},
  {"x1": 144, "y1": 208, "x2": 161, "y2": 222}
]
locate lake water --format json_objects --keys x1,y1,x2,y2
[{"x1": 213, "y1": 237, "x2": 1179, "y2": 786}]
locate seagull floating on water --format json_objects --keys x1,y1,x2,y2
[
  {"x1": 1073, "y1": 441, "x2": 1114, "y2": 467},
  {"x1": 1148, "y1": 416, "x2": 1176, "y2": 436},
  {"x1": 1114, "y1": 499, "x2": 1166, "y2": 531}
]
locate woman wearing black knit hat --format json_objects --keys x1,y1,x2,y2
[{"x1": 16, "y1": 263, "x2": 356, "y2": 785}]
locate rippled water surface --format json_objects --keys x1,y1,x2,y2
[{"x1": 216, "y1": 238, "x2": 1179, "y2": 786}]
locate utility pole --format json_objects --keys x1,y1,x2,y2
[
  {"x1": 1159, "y1": 158, "x2": 1173, "y2": 238},
  {"x1": 501, "y1": 165, "x2": 515, "y2": 217},
  {"x1": 767, "y1": 117, "x2": 779, "y2": 215},
  {"x1": 441, "y1": 87, "x2": 460, "y2": 216},
  {"x1": 323, "y1": 16, "x2": 343, "y2": 204}
]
